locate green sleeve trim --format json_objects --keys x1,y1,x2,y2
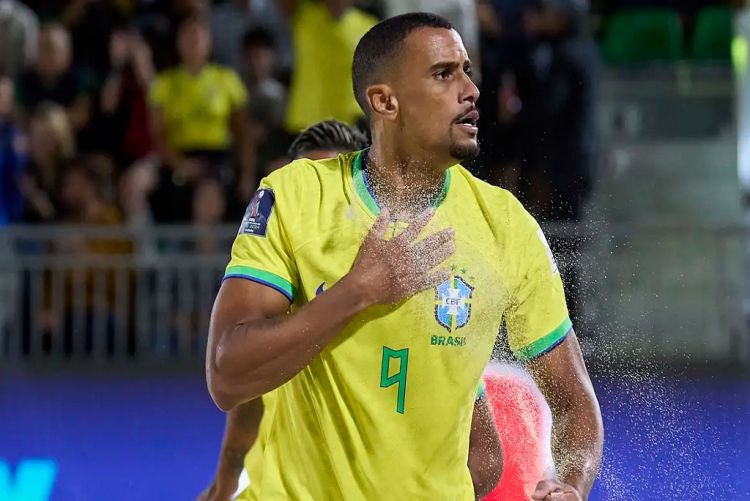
[
  {"x1": 475, "y1": 379, "x2": 486, "y2": 401},
  {"x1": 514, "y1": 317, "x2": 573, "y2": 362},
  {"x1": 224, "y1": 265, "x2": 295, "y2": 301}
]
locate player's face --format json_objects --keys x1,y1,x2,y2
[{"x1": 394, "y1": 28, "x2": 480, "y2": 162}]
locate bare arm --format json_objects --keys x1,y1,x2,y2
[
  {"x1": 208, "y1": 274, "x2": 372, "y2": 410},
  {"x1": 468, "y1": 395, "x2": 503, "y2": 499},
  {"x1": 199, "y1": 399, "x2": 264, "y2": 501},
  {"x1": 528, "y1": 332, "x2": 603, "y2": 500},
  {"x1": 207, "y1": 208, "x2": 454, "y2": 411}
]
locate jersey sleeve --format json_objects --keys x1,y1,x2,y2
[
  {"x1": 475, "y1": 379, "x2": 486, "y2": 401},
  {"x1": 224, "y1": 179, "x2": 298, "y2": 302},
  {"x1": 504, "y1": 203, "x2": 572, "y2": 362}
]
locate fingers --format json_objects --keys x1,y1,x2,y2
[
  {"x1": 409, "y1": 269, "x2": 451, "y2": 295},
  {"x1": 416, "y1": 239, "x2": 455, "y2": 273},
  {"x1": 366, "y1": 208, "x2": 391, "y2": 242},
  {"x1": 395, "y1": 207, "x2": 435, "y2": 244},
  {"x1": 409, "y1": 227, "x2": 454, "y2": 258}
]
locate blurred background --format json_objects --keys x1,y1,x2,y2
[{"x1": 0, "y1": 0, "x2": 748, "y2": 499}]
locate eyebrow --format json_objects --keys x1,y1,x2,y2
[{"x1": 428, "y1": 60, "x2": 473, "y2": 74}]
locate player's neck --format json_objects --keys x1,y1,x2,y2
[{"x1": 365, "y1": 144, "x2": 449, "y2": 219}]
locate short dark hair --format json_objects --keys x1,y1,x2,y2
[
  {"x1": 352, "y1": 13, "x2": 454, "y2": 118},
  {"x1": 242, "y1": 26, "x2": 276, "y2": 51},
  {"x1": 288, "y1": 120, "x2": 369, "y2": 159}
]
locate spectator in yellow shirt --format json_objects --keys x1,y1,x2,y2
[
  {"x1": 277, "y1": 0, "x2": 377, "y2": 132},
  {"x1": 148, "y1": 14, "x2": 254, "y2": 223}
]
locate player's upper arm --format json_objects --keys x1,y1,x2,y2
[
  {"x1": 210, "y1": 278, "x2": 291, "y2": 343},
  {"x1": 209, "y1": 175, "x2": 300, "y2": 373},
  {"x1": 224, "y1": 179, "x2": 299, "y2": 303},
  {"x1": 503, "y1": 197, "x2": 572, "y2": 362}
]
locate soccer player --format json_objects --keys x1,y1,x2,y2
[
  {"x1": 200, "y1": 120, "x2": 500, "y2": 501},
  {"x1": 207, "y1": 12, "x2": 603, "y2": 500}
]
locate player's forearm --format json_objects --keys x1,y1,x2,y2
[
  {"x1": 208, "y1": 276, "x2": 371, "y2": 410},
  {"x1": 213, "y1": 401, "x2": 263, "y2": 484},
  {"x1": 549, "y1": 394, "x2": 603, "y2": 498}
]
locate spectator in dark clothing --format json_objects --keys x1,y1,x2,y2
[
  {"x1": 99, "y1": 28, "x2": 156, "y2": 167},
  {"x1": 14, "y1": 23, "x2": 95, "y2": 132},
  {"x1": 18, "y1": 103, "x2": 76, "y2": 223},
  {"x1": 521, "y1": 0, "x2": 597, "y2": 222},
  {"x1": 0, "y1": 75, "x2": 27, "y2": 225},
  {"x1": 241, "y1": 26, "x2": 290, "y2": 176},
  {"x1": 0, "y1": 0, "x2": 39, "y2": 79}
]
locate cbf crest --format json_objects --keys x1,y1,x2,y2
[{"x1": 434, "y1": 275, "x2": 474, "y2": 332}]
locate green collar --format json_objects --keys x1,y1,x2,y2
[{"x1": 351, "y1": 150, "x2": 452, "y2": 217}]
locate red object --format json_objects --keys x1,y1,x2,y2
[{"x1": 481, "y1": 366, "x2": 554, "y2": 501}]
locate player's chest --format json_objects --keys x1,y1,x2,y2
[{"x1": 292, "y1": 218, "x2": 511, "y2": 347}]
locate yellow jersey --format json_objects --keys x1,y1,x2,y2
[
  {"x1": 285, "y1": 1, "x2": 376, "y2": 132},
  {"x1": 225, "y1": 151, "x2": 571, "y2": 500},
  {"x1": 149, "y1": 64, "x2": 247, "y2": 151}
]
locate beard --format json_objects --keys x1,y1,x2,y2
[{"x1": 449, "y1": 139, "x2": 480, "y2": 161}]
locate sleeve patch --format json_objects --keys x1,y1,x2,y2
[
  {"x1": 240, "y1": 188, "x2": 275, "y2": 236},
  {"x1": 537, "y1": 228, "x2": 559, "y2": 275}
]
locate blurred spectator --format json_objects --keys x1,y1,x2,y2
[
  {"x1": 14, "y1": 23, "x2": 95, "y2": 132},
  {"x1": 18, "y1": 103, "x2": 76, "y2": 223},
  {"x1": 148, "y1": 14, "x2": 253, "y2": 223},
  {"x1": 383, "y1": 0, "x2": 480, "y2": 81},
  {"x1": 0, "y1": 75, "x2": 27, "y2": 225},
  {"x1": 62, "y1": 0, "x2": 130, "y2": 81},
  {"x1": 210, "y1": 0, "x2": 252, "y2": 73},
  {"x1": 248, "y1": 0, "x2": 294, "y2": 70},
  {"x1": 278, "y1": 0, "x2": 377, "y2": 132},
  {"x1": 520, "y1": 0, "x2": 597, "y2": 222},
  {"x1": 241, "y1": 26, "x2": 289, "y2": 175},
  {"x1": 99, "y1": 29, "x2": 156, "y2": 166},
  {"x1": 52, "y1": 158, "x2": 131, "y2": 356},
  {"x1": 0, "y1": 0, "x2": 39, "y2": 79},
  {"x1": 59, "y1": 159, "x2": 124, "y2": 231},
  {"x1": 135, "y1": 0, "x2": 209, "y2": 71},
  {"x1": 243, "y1": 27, "x2": 286, "y2": 129}
]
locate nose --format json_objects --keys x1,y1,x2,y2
[{"x1": 461, "y1": 73, "x2": 480, "y2": 105}]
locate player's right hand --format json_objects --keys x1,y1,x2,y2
[
  {"x1": 196, "y1": 478, "x2": 236, "y2": 501},
  {"x1": 346, "y1": 207, "x2": 454, "y2": 305}
]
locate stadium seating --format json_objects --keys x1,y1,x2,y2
[
  {"x1": 691, "y1": 6, "x2": 733, "y2": 62},
  {"x1": 602, "y1": 8, "x2": 684, "y2": 64}
]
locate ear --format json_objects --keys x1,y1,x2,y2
[{"x1": 366, "y1": 84, "x2": 399, "y2": 121}]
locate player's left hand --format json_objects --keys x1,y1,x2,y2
[{"x1": 531, "y1": 479, "x2": 583, "y2": 501}]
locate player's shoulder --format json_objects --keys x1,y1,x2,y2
[
  {"x1": 451, "y1": 164, "x2": 532, "y2": 225},
  {"x1": 262, "y1": 152, "x2": 354, "y2": 201}
]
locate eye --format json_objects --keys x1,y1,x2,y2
[
  {"x1": 465, "y1": 67, "x2": 473, "y2": 78},
  {"x1": 435, "y1": 69, "x2": 453, "y2": 80}
]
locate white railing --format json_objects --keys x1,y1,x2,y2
[{"x1": 1, "y1": 222, "x2": 747, "y2": 368}]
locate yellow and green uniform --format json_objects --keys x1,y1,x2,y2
[
  {"x1": 226, "y1": 151, "x2": 572, "y2": 500},
  {"x1": 285, "y1": 1, "x2": 376, "y2": 132},
  {"x1": 149, "y1": 64, "x2": 247, "y2": 151}
]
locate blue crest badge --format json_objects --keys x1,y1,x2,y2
[
  {"x1": 240, "y1": 188, "x2": 275, "y2": 236},
  {"x1": 434, "y1": 275, "x2": 474, "y2": 332}
]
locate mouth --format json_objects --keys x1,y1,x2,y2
[{"x1": 453, "y1": 109, "x2": 480, "y2": 136}]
